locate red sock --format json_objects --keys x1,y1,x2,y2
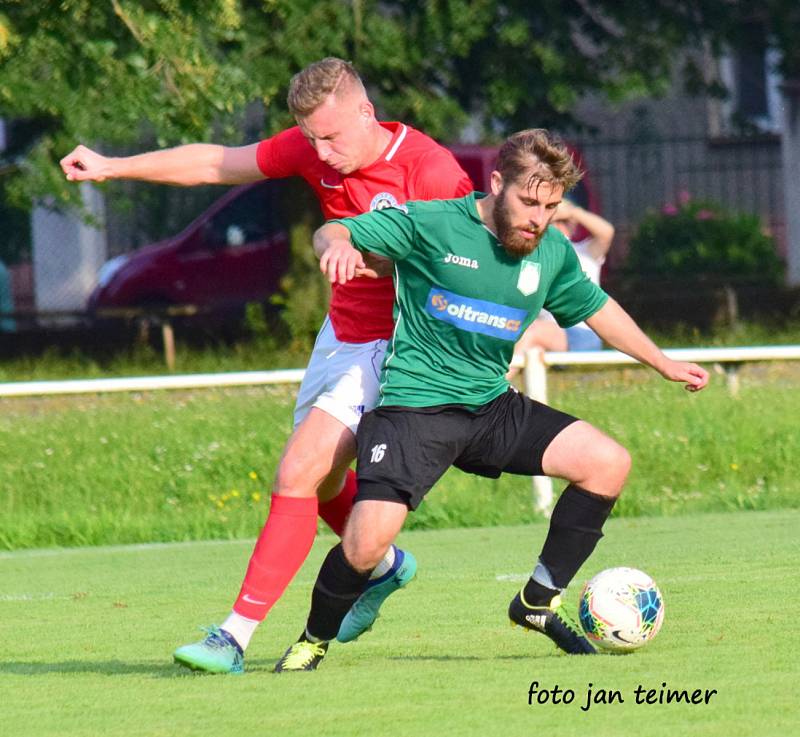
[
  {"x1": 318, "y1": 468, "x2": 358, "y2": 537},
  {"x1": 232, "y1": 494, "x2": 318, "y2": 621}
]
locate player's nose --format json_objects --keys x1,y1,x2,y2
[
  {"x1": 314, "y1": 140, "x2": 333, "y2": 161},
  {"x1": 528, "y1": 207, "x2": 547, "y2": 229}
]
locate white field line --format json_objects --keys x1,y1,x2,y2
[
  {"x1": 0, "y1": 593, "x2": 73, "y2": 602},
  {"x1": 0, "y1": 538, "x2": 253, "y2": 560}
]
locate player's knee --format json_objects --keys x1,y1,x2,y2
[
  {"x1": 342, "y1": 537, "x2": 385, "y2": 573},
  {"x1": 273, "y1": 451, "x2": 320, "y2": 498},
  {"x1": 609, "y1": 441, "x2": 632, "y2": 478},
  {"x1": 610, "y1": 444, "x2": 632, "y2": 494},
  {"x1": 604, "y1": 442, "x2": 631, "y2": 495},
  {"x1": 584, "y1": 440, "x2": 631, "y2": 496}
]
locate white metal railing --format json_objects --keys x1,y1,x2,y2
[
  {"x1": 0, "y1": 369, "x2": 306, "y2": 397},
  {"x1": 513, "y1": 344, "x2": 800, "y2": 514}
]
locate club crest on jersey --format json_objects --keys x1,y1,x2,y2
[
  {"x1": 444, "y1": 253, "x2": 479, "y2": 269},
  {"x1": 426, "y1": 287, "x2": 527, "y2": 340},
  {"x1": 370, "y1": 192, "x2": 408, "y2": 213},
  {"x1": 517, "y1": 261, "x2": 541, "y2": 296}
]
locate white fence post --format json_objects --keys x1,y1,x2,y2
[{"x1": 523, "y1": 348, "x2": 554, "y2": 516}]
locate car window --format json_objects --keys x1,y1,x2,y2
[{"x1": 204, "y1": 181, "x2": 281, "y2": 248}]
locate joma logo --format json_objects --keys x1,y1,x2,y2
[{"x1": 444, "y1": 253, "x2": 479, "y2": 269}]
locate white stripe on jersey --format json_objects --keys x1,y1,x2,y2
[
  {"x1": 320, "y1": 177, "x2": 344, "y2": 189},
  {"x1": 378, "y1": 261, "x2": 404, "y2": 403},
  {"x1": 384, "y1": 125, "x2": 408, "y2": 162}
]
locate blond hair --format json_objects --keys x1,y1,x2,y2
[
  {"x1": 287, "y1": 57, "x2": 366, "y2": 118},
  {"x1": 496, "y1": 129, "x2": 583, "y2": 193}
]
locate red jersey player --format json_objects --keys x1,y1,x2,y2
[{"x1": 61, "y1": 58, "x2": 472, "y2": 674}]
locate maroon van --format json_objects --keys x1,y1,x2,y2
[{"x1": 88, "y1": 179, "x2": 290, "y2": 316}]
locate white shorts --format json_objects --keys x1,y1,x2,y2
[{"x1": 293, "y1": 316, "x2": 388, "y2": 435}]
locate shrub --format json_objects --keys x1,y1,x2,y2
[
  {"x1": 269, "y1": 218, "x2": 330, "y2": 351},
  {"x1": 268, "y1": 181, "x2": 329, "y2": 351},
  {"x1": 627, "y1": 195, "x2": 784, "y2": 285}
]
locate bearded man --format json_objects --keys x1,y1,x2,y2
[{"x1": 271, "y1": 128, "x2": 708, "y2": 671}]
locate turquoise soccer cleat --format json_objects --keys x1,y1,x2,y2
[
  {"x1": 337, "y1": 547, "x2": 417, "y2": 643},
  {"x1": 173, "y1": 625, "x2": 245, "y2": 674}
]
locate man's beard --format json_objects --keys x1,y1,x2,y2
[{"x1": 492, "y1": 191, "x2": 545, "y2": 257}]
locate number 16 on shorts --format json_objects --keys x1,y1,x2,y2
[{"x1": 370, "y1": 444, "x2": 387, "y2": 463}]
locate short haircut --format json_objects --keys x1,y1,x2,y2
[
  {"x1": 496, "y1": 129, "x2": 583, "y2": 193},
  {"x1": 287, "y1": 57, "x2": 366, "y2": 118}
]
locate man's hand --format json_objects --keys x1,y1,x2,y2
[
  {"x1": 314, "y1": 222, "x2": 392, "y2": 282},
  {"x1": 319, "y1": 239, "x2": 368, "y2": 284},
  {"x1": 60, "y1": 145, "x2": 113, "y2": 182},
  {"x1": 657, "y1": 359, "x2": 709, "y2": 393}
]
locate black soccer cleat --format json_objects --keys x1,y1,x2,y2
[
  {"x1": 509, "y1": 590, "x2": 596, "y2": 655},
  {"x1": 273, "y1": 633, "x2": 329, "y2": 673}
]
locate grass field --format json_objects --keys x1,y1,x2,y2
[
  {"x1": 1, "y1": 510, "x2": 797, "y2": 737},
  {"x1": 2, "y1": 362, "x2": 799, "y2": 548}
]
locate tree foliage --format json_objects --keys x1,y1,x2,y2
[{"x1": 0, "y1": 1, "x2": 798, "y2": 208}]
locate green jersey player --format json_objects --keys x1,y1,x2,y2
[{"x1": 273, "y1": 128, "x2": 708, "y2": 672}]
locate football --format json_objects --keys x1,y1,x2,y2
[{"x1": 578, "y1": 567, "x2": 664, "y2": 652}]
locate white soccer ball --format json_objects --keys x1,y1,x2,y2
[{"x1": 578, "y1": 567, "x2": 664, "y2": 652}]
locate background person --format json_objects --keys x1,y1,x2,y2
[
  {"x1": 270, "y1": 128, "x2": 708, "y2": 672},
  {"x1": 61, "y1": 57, "x2": 473, "y2": 674},
  {"x1": 507, "y1": 198, "x2": 614, "y2": 378}
]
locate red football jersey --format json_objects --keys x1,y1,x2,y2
[{"x1": 255, "y1": 122, "x2": 473, "y2": 342}]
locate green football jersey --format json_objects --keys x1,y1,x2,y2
[{"x1": 335, "y1": 192, "x2": 608, "y2": 408}]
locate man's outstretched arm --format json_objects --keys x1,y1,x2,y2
[
  {"x1": 586, "y1": 298, "x2": 709, "y2": 392},
  {"x1": 60, "y1": 142, "x2": 264, "y2": 186}
]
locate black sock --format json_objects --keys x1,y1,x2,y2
[
  {"x1": 522, "y1": 578, "x2": 559, "y2": 607},
  {"x1": 305, "y1": 544, "x2": 373, "y2": 641},
  {"x1": 538, "y1": 484, "x2": 617, "y2": 590}
]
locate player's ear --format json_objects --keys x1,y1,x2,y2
[
  {"x1": 359, "y1": 99, "x2": 375, "y2": 125},
  {"x1": 490, "y1": 170, "x2": 504, "y2": 196}
]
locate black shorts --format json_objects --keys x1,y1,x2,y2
[{"x1": 355, "y1": 389, "x2": 578, "y2": 510}]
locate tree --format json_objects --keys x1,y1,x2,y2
[
  {"x1": 0, "y1": 0, "x2": 358, "y2": 207},
  {"x1": 1, "y1": 1, "x2": 798, "y2": 209}
]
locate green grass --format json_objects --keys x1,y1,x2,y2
[
  {"x1": 1, "y1": 510, "x2": 796, "y2": 737},
  {"x1": 1, "y1": 363, "x2": 799, "y2": 548},
  {"x1": 644, "y1": 318, "x2": 800, "y2": 349},
  {"x1": 545, "y1": 363, "x2": 800, "y2": 517},
  {"x1": 0, "y1": 386, "x2": 296, "y2": 548},
  {"x1": 0, "y1": 335, "x2": 312, "y2": 383}
]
